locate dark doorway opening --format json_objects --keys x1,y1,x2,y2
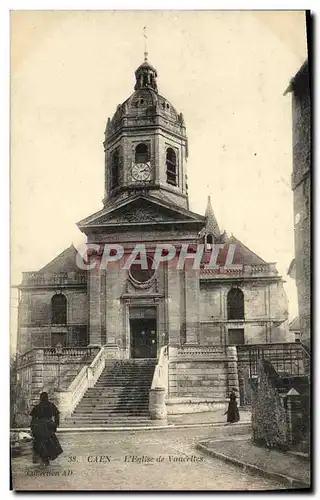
[{"x1": 130, "y1": 318, "x2": 157, "y2": 359}]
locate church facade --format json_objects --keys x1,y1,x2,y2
[{"x1": 16, "y1": 57, "x2": 290, "y2": 422}]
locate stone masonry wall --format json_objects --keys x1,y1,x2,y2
[
  {"x1": 199, "y1": 279, "x2": 289, "y2": 346},
  {"x1": 291, "y1": 62, "x2": 311, "y2": 349},
  {"x1": 18, "y1": 289, "x2": 88, "y2": 354},
  {"x1": 168, "y1": 361, "x2": 228, "y2": 399}
]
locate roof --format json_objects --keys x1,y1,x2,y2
[
  {"x1": 289, "y1": 317, "x2": 300, "y2": 332},
  {"x1": 77, "y1": 192, "x2": 205, "y2": 231},
  {"x1": 284, "y1": 60, "x2": 309, "y2": 96},
  {"x1": 204, "y1": 196, "x2": 220, "y2": 238},
  {"x1": 287, "y1": 258, "x2": 296, "y2": 279},
  {"x1": 39, "y1": 244, "x2": 81, "y2": 273},
  {"x1": 221, "y1": 235, "x2": 268, "y2": 266}
]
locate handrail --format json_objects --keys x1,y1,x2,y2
[
  {"x1": 67, "y1": 365, "x2": 89, "y2": 411},
  {"x1": 87, "y1": 347, "x2": 106, "y2": 386},
  {"x1": 150, "y1": 345, "x2": 169, "y2": 395},
  {"x1": 299, "y1": 342, "x2": 310, "y2": 358},
  {"x1": 60, "y1": 347, "x2": 105, "y2": 418}
]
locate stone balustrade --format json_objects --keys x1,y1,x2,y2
[
  {"x1": 55, "y1": 346, "x2": 106, "y2": 420},
  {"x1": 169, "y1": 345, "x2": 226, "y2": 360},
  {"x1": 56, "y1": 366, "x2": 89, "y2": 420},
  {"x1": 18, "y1": 347, "x2": 100, "y2": 368},
  {"x1": 43, "y1": 346, "x2": 100, "y2": 360},
  {"x1": 21, "y1": 271, "x2": 87, "y2": 287},
  {"x1": 200, "y1": 262, "x2": 278, "y2": 278},
  {"x1": 87, "y1": 347, "x2": 106, "y2": 387}
]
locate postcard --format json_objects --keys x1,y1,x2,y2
[{"x1": 10, "y1": 10, "x2": 310, "y2": 491}]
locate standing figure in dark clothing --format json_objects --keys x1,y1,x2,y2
[
  {"x1": 30, "y1": 392, "x2": 63, "y2": 466},
  {"x1": 225, "y1": 389, "x2": 240, "y2": 423}
]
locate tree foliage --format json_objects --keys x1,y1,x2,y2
[{"x1": 251, "y1": 359, "x2": 287, "y2": 449}]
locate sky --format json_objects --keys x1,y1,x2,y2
[{"x1": 10, "y1": 10, "x2": 308, "y2": 346}]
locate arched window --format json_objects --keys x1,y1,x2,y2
[
  {"x1": 166, "y1": 147, "x2": 177, "y2": 186},
  {"x1": 227, "y1": 288, "x2": 244, "y2": 320},
  {"x1": 51, "y1": 294, "x2": 67, "y2": 325},
  {"x1": 110, "y1": 149, "x2": 120, "y2": 190},
  {"x1": 206, "y1": 234, "x2": 213, "y2": 245},
  {"x1": 135, "y1": 143, "x2": 149, "y2": 163},
  {"x1": 202, "y1": 233, "x2": 213, "y2": 250}
]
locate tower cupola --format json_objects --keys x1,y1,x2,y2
[
  {"x1": 134, "y1": 55, "x2": 158, "y2": 93},
  {"x1": 103, "y1": 54, "x2": 188, "y2": 210}
]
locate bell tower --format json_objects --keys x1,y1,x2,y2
[{"x1": 103, "y1": 56, "x2": 189, "y2": 210}]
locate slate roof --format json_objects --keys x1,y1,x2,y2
[{"x1": 39, "y1": 244, "x2": 81, "y2": 273}]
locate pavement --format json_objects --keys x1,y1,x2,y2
[
  {"x1": 168, "y1": 409, "x2": 251, "y2": 426},
  {"x1": 11, "y1": 424, "x2": 285, "y2": 491},
  {"x1": 197, "y1": 436, "x2": 311, "y2": 489},
  {"x1": 12, "y1": 409, "x2": 252, "y2": 432}
]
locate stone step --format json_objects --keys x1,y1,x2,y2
[
  {"x1": 100, "y1": 373, "x2": 153, "y2": 376},
  {"x1": 85, "y1": 389, "x2": 150, "y2": 393},
  {"x1": 82, "y1": 391, "x2": 149, "y2": 394},
  {"x1": 98, "y1": 377, "x2": 154, "y2": 381},
  {"x1": 73, "y1": 412, "x2": 150, "y2": 417},
  {"x1": 67, "y1": 358, "x2": 156, "y2": 423},
  {"x1": 79, "y1": 398, "x2": 149, "y2": 403},
  {"x1": 76, "y1": 408, "x2": 149, "y2": 413},
  {"x1": 79, "y1": 396, "x2": 149, "y2": 401},
  {"x1": 65, "y1": 416, "x2": 151, "y2": 422},
  {"x1": 85, "y1": 386, "x2": 150, "y2": 390},
  {"x1": 77, "y1": 402, "x2": 149, "y2": 407},
  {"x1": 74, "y1": 406, "x2": 150, "y2": 411},
  {"x1": 97, "y1": 375, "x2": 152, "y2": 384},
  {"x1": 62, "y1": 421, "x2": 158, "y2": 428},
  {"x1": 74, "y1": 411, "x2": 149, "y2": 416},
  {"x1": 77, "y1": 399, "x2": 149, "y2": 409},
  {"x1": 76, "y1": 399, "x2": 150, "y2": 405},
  {"x1": 86, "y1": 394, "x2": 149, "y2": 398},
  {"x1": 93, "y1": 384, "x2": 151, "y2": 388}
]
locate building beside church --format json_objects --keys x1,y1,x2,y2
[
  {"x1": 285, "y1": 60, "x2": 311, "y2": 352},
  {"x1": 15, "y1": 55, "x2": 290, "y2": 425}
]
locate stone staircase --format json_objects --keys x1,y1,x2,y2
[{"x1": 63, "y1": 359, "x2": 158, "y2": 427}]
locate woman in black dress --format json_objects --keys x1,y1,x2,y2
[
  {"x1": 225, "y1": 389, "x2": 240, "y2": 423},
  {"x1": 30, "y1": 392, "x2": 63, "y2": 466}
]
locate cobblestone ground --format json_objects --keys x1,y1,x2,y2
[{"x1": 12, "y1": 426, "x2": 284, "y2": 491}]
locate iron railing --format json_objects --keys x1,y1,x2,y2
[{"x1": 237, "y1": 343, "x2": 307, "y2": 379}]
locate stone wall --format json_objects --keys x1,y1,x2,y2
[
  {"x1": 17, "y1": 289, "x2": 88, "y2": 354},
  {"x1": 14, "y1": 348, "x2": 97, "y2": 426},
  {"x1": 289, "y1": 61, "x2": 310, "y2": 350},
  {"x1": 199, "y1": 280, "x2": 289, "y2": 346},
  {"x1": 168, "y1": 360, "x2": 228, "y2": 399}
]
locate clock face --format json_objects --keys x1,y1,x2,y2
[{"x1": 132, "y1": 163, "x2": 151, "y2": 182}]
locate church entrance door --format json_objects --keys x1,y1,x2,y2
[{"x1": 130, "y1": 318, "x2": 157, "y2": 359}]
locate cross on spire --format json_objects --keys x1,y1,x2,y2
[{"x1": 143, "y1": 26, "x2": 148, "y2": 61}]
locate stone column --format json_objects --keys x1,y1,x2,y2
[
  {"x1": 88, "y1": 255, "x2": 102, "y2": 346},
  {"x1": 285, "y1": 388, "x2": 305, "y2": 446},
  {"x1": 166, "y1": 264, "x2": 181, "y2": 345},
  {"x1": 226, "y1": 346, "x2": 240, "y2": 396}
]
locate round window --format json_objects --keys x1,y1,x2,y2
[{"x1": 129, "y1": 256, "x2": 155, "y2": 284}]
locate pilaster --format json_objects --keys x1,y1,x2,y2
[{"x1": 88, "y1": 256, "x2": 102, "y2": 346}]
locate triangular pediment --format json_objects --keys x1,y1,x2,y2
[{"x1": 78, "y1": 194, "x2": 205, "y2": 230}]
